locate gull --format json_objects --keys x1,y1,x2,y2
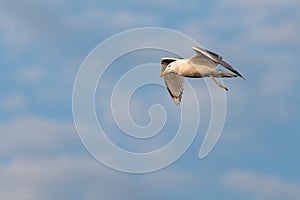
[{"x1": 160, "y1": 46, "x2": 245, "y2": 104}]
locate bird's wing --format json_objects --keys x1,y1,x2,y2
[
  {"x1": 161, "y1": 58, "x2": 184, "y2": 104},
  {"x1": 189, "y1": 48, "x2": 217, "y2": 69},
  {"x1": 164, "y1": 74, "x2": 184, "y2": 104},
  {"x1": 191, "y1": 46, "x2": 245, "y2": 79}
]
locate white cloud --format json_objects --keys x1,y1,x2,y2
[
  {"x1": 69, "y1": 8, "x2": 157, "y2": 31},
  {"x1": 144, "y1": 168, "x2": 197, "y2": 189},
  {"x1": 0, "y1": 116, "x2": 78, "y2": 158},
  {"x1": 0, "y1": 0, "x2": 160, "y2": 55},
  {"x1": 0, "y1": 93, "x2": 28, "y2": 111},
  {"x1": 0, "y1": 115, "x2": 146, "y2": 200},
  {"x1": 220, "y1": 0, "x2": 300, "y2": 11},
  {"x1": 0, "y1": 157, "x2": 143, "y2": 200},
  {"x1": 0, "y1": 156, "x2": 199, "y2": 200},
  {"x1": 224, "y1": 170, "x2": 300, "y2": 200},
  {"x1": 0, "y1": 113, "x2": 197, "y2": 200},
  {"x1": 0, "y1": 1, "x2": 68, "y2": 53},
  {"x1": 15, "y1": 65, "x2": 47, "y2": 85}
]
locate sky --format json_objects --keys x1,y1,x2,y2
[{"x1": 1, "y1": 0, "x2": 300, "y2": 199}]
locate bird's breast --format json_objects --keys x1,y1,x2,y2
[{"x1": 178, "y1": 65, "x2": 214, "y2": 78}]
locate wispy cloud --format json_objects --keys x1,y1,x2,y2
[
  {"x1": 224, "y1": 170, "x2": 300, "y2": 200},
  {"x1": 0, "y1": 116, "x2": 79, "y2": 159},
  {"x1": 0, "y1": 93, "x2": 28, "y2": 112},
  {"x1": 0, "y1": 156, "x2": 144, "y2": 200}
]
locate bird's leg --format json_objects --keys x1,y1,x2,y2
[{"x1": 210, "y1": 75, "x2": 228, "y2": 91}]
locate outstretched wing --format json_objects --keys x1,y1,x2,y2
[
  {"x1": 192, "y1": 46, "x2": 245, "y2": 79},
  {"x1": 161, "y1": 58, "x2": 184, "y2": 104}
]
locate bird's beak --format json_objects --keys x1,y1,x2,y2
[{"x1": 160, "y1": 70, "x2": 167, "y2": 77}]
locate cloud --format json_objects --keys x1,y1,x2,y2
[
  {"x1": 224, "y1": 170, "x2": 300, "y2": 200},
  {"x1": 13, "y1": 64, "x2": 48, "y2": 86},
  {"x1": 0, "y1": 0, "x2": 159, "y2": 55},
  {"x1": 0, "y1": 115, "x2": 145, "y2": 200},
  {"x1": 0, "y1": 113, "x2": 198, "y2": 200},
  {"x1": 0, "y1": 156, "x2": 144, "y2": 200},
  {"x1": 0, "y1": 93, "x2": 28, "y2": 112},
  {"x1": 69, "y1": 8, "x2": 158, "y2": 30},
  {"x1": 0, "y1": 155, "x2": 199, "y2": 200},
  {"x1": 0, "y1": 0, "x2": 68, "y2": 53},
  {"x1": 0, "y1": 116, "x2": 79, "y2": 159},
  {"x1": 145, "y1": 168, "x2": 197, "y2": 188}
]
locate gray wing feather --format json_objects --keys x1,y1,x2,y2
[
  {"x1": 164, "y1": 74, "x2": 184, "y2": 104},
  {"x1": 189, "y1": 48, "x2": 217, "y2": 68},
  {"x1": 161, "y1": 58, "x2": 184, "y2": 104},
  {"x1": 192, "y1": 46, "x2": 245, "y2": 79}
]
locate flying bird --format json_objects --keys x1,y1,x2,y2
[{"x1": 160, "y1": 46, "x2": 245, "y2": 104}]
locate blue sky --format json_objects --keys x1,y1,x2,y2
[{"x1": 1, "y1": 0, "x2": 300, "y2": 199}]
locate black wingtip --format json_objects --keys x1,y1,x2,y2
[
  {"x1": 239, "y1": 74, "x2": 246, "y2": 80},
  {"x1": 234, "y1": 70, "x2": 246, "y2": 80}
]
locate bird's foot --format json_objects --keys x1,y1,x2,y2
[
  {"x1": 210, "y1": 75, "x2": 228, "y2": 91},
  {"x1": 217, "y1": 83, "x2": 228, "y2": 91}
]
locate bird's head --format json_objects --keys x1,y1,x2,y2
[{"x1": 160, "y1": 63, "x2": 177, "y2": 77}]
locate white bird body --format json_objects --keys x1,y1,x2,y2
[
  {"x1": 172, "y1": 59, "x2": 222, "y2": 77},
  {"x1": 160, "y1": 46, "x2": 244, "y2": 104}
]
